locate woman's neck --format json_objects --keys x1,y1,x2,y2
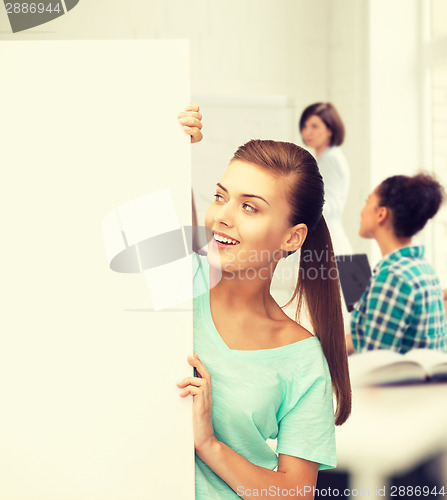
[
  {"x1": 375, "y1": 231, "x2": 413, "y2": 258},
  {"x1": 209, "y1": 264, "x2": 276, "y2": 313},
  {"x1": 315, "y1": 144, "x2": 329, "y2": 158}
]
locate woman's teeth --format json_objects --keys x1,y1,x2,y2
[{"x1": 213, "y1": 233, "x2": 239, "y2": 245}]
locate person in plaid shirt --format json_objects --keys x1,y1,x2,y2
[{"x1": 350, "y1": 173, "x2": 447, "y2": 354}]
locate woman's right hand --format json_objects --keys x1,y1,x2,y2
[
  {"x1": 178, "y1": 103, "x2": 203, "y2": 143},
  {"x1": 177, "y1": 352, "x2": 216, "y2": 453}
]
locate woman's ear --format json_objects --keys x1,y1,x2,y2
[
  {"x1": 377, "y1": 206, "x2": 389, "y2": 225},
  {"x1": 281, "y1": 223, "x2": 308, "y2": 253}
]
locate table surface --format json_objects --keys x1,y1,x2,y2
[{"x1": 335, "y1": 382, "x2": 447, "y2": 477}]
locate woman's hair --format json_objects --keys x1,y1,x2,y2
[
  {"x1": 377, "y1": 173, "x2": 445, "y2": 238},
  {"x1": 231, "y1": 139, "x2": 351, "y2": 426},
  {"x1": 299, "y1": 102, "x2": 345, "y2": 147}
]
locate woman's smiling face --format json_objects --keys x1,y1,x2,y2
[
  {"x1": 205, "y1": 160, "x2": 297, "y2": 273},
  {"x1": 301, "y1": 115, "x2": 332, "y2": 153}
]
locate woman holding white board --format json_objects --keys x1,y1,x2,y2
[{"x1": 178, "y1": 105, "x2": 351, "y2": 499}]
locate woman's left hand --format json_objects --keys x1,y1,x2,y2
[
  {"x1": 177, "y1": 352, "x2": 215, "y2": 451},
  {"x1": 178, "y1": 103, "x2": 203, "y2": 143}
]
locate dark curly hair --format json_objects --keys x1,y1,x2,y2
[{"x1": 377, "y1": 173, "x2": 445, "y2": 238}]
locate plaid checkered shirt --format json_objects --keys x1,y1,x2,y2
[{"x1": 351, "y1": 246, "x2": 447, "y2": 354}]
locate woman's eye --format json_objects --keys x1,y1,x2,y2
[
  {"x1": 243, "y1": 203, "x2": 257, "y2": 213},
  {"x1": 214, "y1": 194, "x2": 224, "y2": 202}
]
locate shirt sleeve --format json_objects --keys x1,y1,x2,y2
[
  {"x1": 276, "y1": 357, "x2": 336, "y2": 471},
  {"x1": 351, "y1": 269, "x2": 414, "y2": 352}
]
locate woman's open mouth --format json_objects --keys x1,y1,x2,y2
[{"x1": 213, "y1": 232, "x2": 240, "y2": 246}]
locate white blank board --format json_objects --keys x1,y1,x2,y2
[{"x1": 0, "y1": 40, "x2": 194, "y2": 500}]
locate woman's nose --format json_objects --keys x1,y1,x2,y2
[{"x1": 214, "y1": 202, "x2": 234, "y2": 226}]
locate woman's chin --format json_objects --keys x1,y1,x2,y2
[
  {"x1": 206, "y1": 244, "x2": 233, "y2": 271},
  {"x1": 358, "y1": 228, "x2": 373, "y2": 240}
]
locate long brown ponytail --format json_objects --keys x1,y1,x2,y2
[
  {"x1": 231, "y1": 139, "x2": 351, "y2": 425},
  {"x1": 291, "y1": 217, "x2": 351, "y2": 425}
]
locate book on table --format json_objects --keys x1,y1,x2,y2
[{"x1": 348, "y1": 348, "x2": 447, "y2": 386}]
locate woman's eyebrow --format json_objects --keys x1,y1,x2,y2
[{"x1": 216, "y1": 183, "x2": 270, "y2": 206}]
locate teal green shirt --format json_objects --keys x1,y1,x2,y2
[{"x1": 193, "y1": 254, "x2": 336, "y2": 499}]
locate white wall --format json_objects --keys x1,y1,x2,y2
[
  {"x1": 329, "y1": 0, "x2": 423, "y2": 266},
  {"x1": 369, "y1": 0, "x2": 421, "y2": 181},
  {"x1": 368, "y1": 0, "x2": 421, "y2": 264},
  {"x1": 130, "y1": 0, "x2": 330, "y2": 108},
  {"x1": 327, "y1": 0, "x2": 371, "y2": 255}
]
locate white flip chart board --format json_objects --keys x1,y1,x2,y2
[{"x1": 0, "y1": 40, "x2": 194, "y2": 500}]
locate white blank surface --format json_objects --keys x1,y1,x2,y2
[{"x1": 0, "y1": 40, "x2": 193, "y2": 500}]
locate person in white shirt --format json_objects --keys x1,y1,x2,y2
[{"x1": 299, "y1": 103, "x2": 352, "y2": 255}]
